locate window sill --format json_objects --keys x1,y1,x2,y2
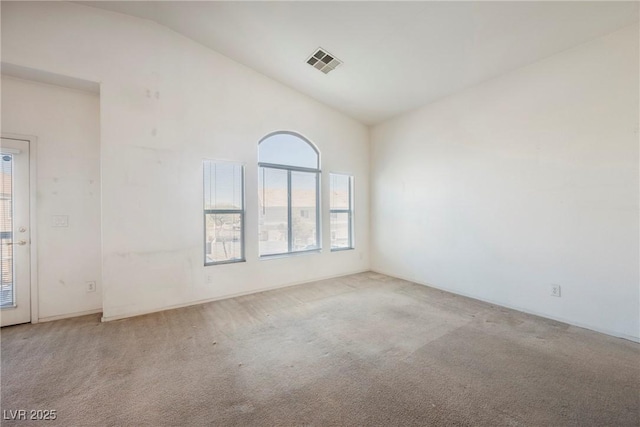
[
  {"x1": 260, "y1": 249, "x2": 321, "y2": 260},
  {"x1": 331, "y1": 247, "x2": 355, "y2": 252},
  {"x1": 205, "y1": 259, "x2": 246, "y2": 267}
]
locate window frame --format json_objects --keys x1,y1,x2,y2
[
  {"x1": 258, "y1": 132, "x2": 321, "y2": 258},
  {"x1": 330, "y1": 173, "x2": 354, "y2": 251},
  {"x1": 203, "y1": 160, "x2": 246, "y2": 266}
]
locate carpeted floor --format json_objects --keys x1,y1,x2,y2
[{"x1": 1, "y1": 272, "x2": 638, "y2": 426}]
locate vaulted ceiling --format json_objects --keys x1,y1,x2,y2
[{"x1": 80, "y1": 1, "x2": 639, "y2": 125}]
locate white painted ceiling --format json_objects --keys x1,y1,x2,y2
[{"x1": 80, "y1": 1, "x2": 639, "y2": 125}]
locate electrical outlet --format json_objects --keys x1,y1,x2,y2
[
  {"x1": 206, "y1": 275, "x2": 213, "y2": 284},
  {"x1": 86, "y1": 281, "x2": 96, "y2": 293},
  {"x1": 550, "y1": 284, "x2": 561, "y2": 297},
  {"x1": 52, "y1": 215, "x2": 69, "y2": 228}
]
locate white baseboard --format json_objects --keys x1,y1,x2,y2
[
  {"x1": 101, "y1": 269, "x2": 371, "y2": 322},
  {"x1": 371, "y1": 268, "x2": 640, "y2": 344},
  {"x1": 38, "y1": 308, "x2": 103, "y2": 323}
]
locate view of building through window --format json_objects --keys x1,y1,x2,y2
[
  {"x1": 258, "y1": 132, "x2": 320, "y2": 256},
  {"x1": 203, "y1": 161, "x2": 244, "y2": 264},
  {"x1": 330, "y1": 173, "x2": 354, "y2": 250},
  {"x1": 0, "y1": 154, "x2": 14, "y2": 306},
  {"x1": 206, "y1": 134, "x2": 353, "y2": 262}
]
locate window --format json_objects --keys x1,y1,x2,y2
[
  {"x1": 204, "y1": 161, "x2": 244, "y2": 265},
  {"x1": 330, "y1": 173, "x2": 354, "y2": 250},
  {"x1": 259, "y1": 132, "x2": 320, "y2": 257}
]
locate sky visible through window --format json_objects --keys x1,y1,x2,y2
[
  {"x1": 258, "y1": 133, "x2": 320, "y2": 255},
  {"x1": 204, "y1": 162, "x2": 242, "y2": 210},
  {"x1": 259, "y1": 133, "x2": 318, "y2": 169}
]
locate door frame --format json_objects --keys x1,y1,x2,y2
[{"x1": 2, "y1": 133, "x2": 38, "y2": 324}]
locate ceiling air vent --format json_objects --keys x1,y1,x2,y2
[{"x1": 306, "y1": 48, "x2": 342, "y2": 74}]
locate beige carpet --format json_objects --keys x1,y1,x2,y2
[{"x1": 1, "y1": 272, "x2": 638, "y2": 426}]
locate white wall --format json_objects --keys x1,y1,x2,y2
[
  {"x1": 372, "y1": 24, "x2": 640, "y2": 341},
  {"x1": 1, "y1": 2, "x2": 370, "y2": 320},
  {"x1": 1, "y1": 76, "x2": 102, "y2": 320}
]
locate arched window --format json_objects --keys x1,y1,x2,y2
[{"x1": 258, "y1": 132, "x2": 320, "y2": 256}]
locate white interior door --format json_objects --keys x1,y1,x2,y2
[{"x1": 1, "y1": 137, "x2": 31, "y2": 326}]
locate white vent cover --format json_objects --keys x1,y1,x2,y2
[{"x1": 306, "y1": 48, "x2": 342, "y2": 74}]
